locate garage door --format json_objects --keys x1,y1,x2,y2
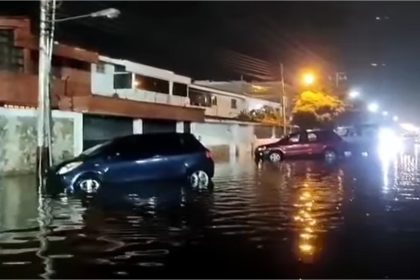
[
  {"x1": 143, "y1": 119, "x2": 176, "y2": 134},
  {"x1": 83, "y1": 115, "x2": 133, "y2": 149}
]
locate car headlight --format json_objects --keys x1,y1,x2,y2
[
  {"x1": 257, "y1": 146, "x2": 267, "y2": 151},
  {"x1": 57, "y1": 161, "x2": 83, "y2": 175}
]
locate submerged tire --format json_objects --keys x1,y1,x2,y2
[
  {"x1": 189, "y1": 170, "x2": 210, "y2": 189},
  {"x1": 75, "y1": 174, "x2": 102, "y2": 194},
  {"x1": 324, "y1": 149, "x2": 337, "y2": 162},
  {"x1": 269, "y1": 151, "x2": 282, "y2": 163}
]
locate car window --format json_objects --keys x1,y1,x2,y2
[
  {"x1": 180, "y1": 134, "x2": 206, "y2": 153},
  {"x1": 289, "y1": 133, "x2": 300, "y2": 143},
  {"x1": 307, "y1": 132, "x2": 318, "y2": 142},
  {"x1": 111, "y1": 137, "x2": 143, "y2": 159},
  {"x1": 140, "y1": 134, "x2": 178, "y2": 157},
  {"x1": 111, "y1": 136, "x2": 159, "y2": 160},
  {"x1": 321, "y1": 131, "x2": 341, "y2": 141}
]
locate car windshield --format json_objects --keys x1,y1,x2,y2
[{"x1": 80, "y1": 140, "x2": 112, "y2": 157}]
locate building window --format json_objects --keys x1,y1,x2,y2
[
  {"x1": 96, "y1": 62, "x2": 105, "y2": 73},
  {"x1": 135, "y1": 74, "x2": 169, "y2": 94},
  {"x1": 114, "y1": 64, "x2": 126, "y2": 72},
  {"x1": 0, "y1": 30, "x2": 23, "y2": 72},
  {"x1": 211, "y1": 95, "x2": 217, "y2": 106},
  {"x1": 189, "y1": 88, "x2": 212, "y2": 107},
  {"x1": 114, "y1": 73, "x2": 132, "y2": 89},
  {"x1": 173, "y1": 83, "x2": 188, "y2": 97},
  {"x1": 231, "y1": 98, "x2": 237, "y2": 109}
]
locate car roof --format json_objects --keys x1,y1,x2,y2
[
  {"x1": 305, "y1": 129, "x2": 335, "y2": 133},
  {"x1": 113, "y1": 132, "x2": 193, "y2": 142}
]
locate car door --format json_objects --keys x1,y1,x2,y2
[
  {"x1": 306, "y1": 131, "x2": 324, "y2": 155},
  {"x1": 103, "y1": 136, "x2": 168, "y2": 183},
  {"x1": 283, "y1": 132, "x2": 307, "y2": 156},
  {"x1": 152, "y1": 134, "x2": 186, "y2": 179}
]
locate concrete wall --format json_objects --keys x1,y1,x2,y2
[
  {"x1": 0, "y1": 108, "x2": 83, "y2": 175},
  {"x1": 190, "y1": 120, "x2": 262, "y2": 161},
  {"x1": 91, "y1": 62, "x2": 114, "y2": 95}
]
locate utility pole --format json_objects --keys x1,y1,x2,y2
[
  {"x1": 46, "y1": 0, "x2": 56, "y2": 167},
  {"x1": 280, "y1": 62, "x2": 287, "y2": 135},
  {"x1": 37, "y1": 0, "x2": 55, "y2": 182},
  {"x1": 335, "y1": 72, "x2": 347, "y2": 89}
]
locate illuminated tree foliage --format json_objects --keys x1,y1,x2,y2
[{"x1": 292, "y1": 90, "x2": 345, "y2": 128}]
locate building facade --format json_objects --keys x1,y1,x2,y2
[{"x1": 0, "y1": 17, "x2": 282, "y2": 173}]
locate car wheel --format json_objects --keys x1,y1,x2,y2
[
  {"x1": 189, "y1": 170, "x2": 210, "y2": 189},
  {"x1": 269, "y1": 151, "x2": 282, "y2": 163},
  {"x1": 75, "y1": 175, "x2": 102, "y2": 194},
  {"x1": 324, "y1": 149, "x2": 337, "y2": 162}
]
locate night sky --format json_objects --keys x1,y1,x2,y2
[{"x1": 2, "y1": 1, "x2": 420, "y2": 122}]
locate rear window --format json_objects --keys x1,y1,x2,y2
[
  {"x1": 317, "y1": 131, "x2": 341, "y2": 141},
  {"x1": 180, "y1": 134, "x2": 206, "y2": 153}
]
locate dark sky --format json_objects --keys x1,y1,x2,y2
[{"x1": 2, "y1": 1, "x2": 420, "y2": 122}]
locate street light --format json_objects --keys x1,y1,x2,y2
[
  {"x1": 349, "y1": 90, "x2": 360, "y2": 99},
  {"x1": 303, "y1": 72, "x2": 316, "y2": 86},
  {"x1": 393, "y1": 115, "x2": 399, "y2": 122},
  {"x1": 382, "y1": 111, "x2": 389, "y2": 117},
  {"x1": 367, "y1": 102, "x2": 379, "y2": 113},
  {"x1": 55, "y1": 8, "x2": 120, "y2": 23}
]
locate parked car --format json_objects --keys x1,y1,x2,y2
[
  {"x1": 254, "y1": 129, "x2": 345, "y2": 162},
  {"x1": 48, "y1": 133, "x2": 214, "y2": 194}
]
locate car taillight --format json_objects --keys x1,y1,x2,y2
[{"x1": 206, "y1": 150, "x2": 213, "y2": 159}]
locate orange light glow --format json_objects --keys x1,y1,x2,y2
[{"x1": 302, "y1": 72, "x2": 316, "y2": 86}]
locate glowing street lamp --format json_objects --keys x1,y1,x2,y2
[
  {"x1": 382, "y1": 111, "x2": 389, "y2": 117},
  {"x1": 349, "y1": 90, "x2": 360, "y2": 99},
  {"x1": 55, "y1": 8, "x2": 121, "y2": 23},
  {"x1": 367, "y1": 102, "x2": 379, "y2": 113},
  {"x1": 303, "y1": 72, "x2": 316, "y2": 86},
  {"x1": 393, "y1": 115, "x2": 399, "y2": 122}
]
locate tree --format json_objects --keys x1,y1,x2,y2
[{"x1": 292, "y1": 90, "x2": 345, "y2": 129}]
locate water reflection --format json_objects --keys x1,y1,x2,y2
[
  {"x1": 382, "y1": 144, "x2": 420, "y2": 202},
  {"x1": 287, "y1": 161, "x2": 344, "y2": 263},
  {"x1": 4, "y1": 154, "x2": 420, "y2": 277},
  {"x1": 0, "y1": 176, "x2": 38, "y2": 232}
]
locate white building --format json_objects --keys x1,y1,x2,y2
[{"x1": 87, "y1": 56, "x2": 283, "y2": 160}]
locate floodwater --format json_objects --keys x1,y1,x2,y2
[{"x1": 2, "y1": 148, "x2": 420, "y2": 278}]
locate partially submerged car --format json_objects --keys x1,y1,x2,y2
[
  {"x1": 254, "y1": 129, "x2": 345, "y2": 162},
  {"x1": 48, "y1": 133, "x2": 214, "y2": 194}
]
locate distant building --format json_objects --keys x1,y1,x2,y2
[{"x1": 193, "y1": 80, "x2": 297, "y2": 103}]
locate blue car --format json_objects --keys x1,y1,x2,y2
[{"x1": 48, "y1": 133, "x2": 214, "y2": 194}]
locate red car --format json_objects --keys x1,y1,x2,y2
[{"x1": 254, "y1": 129, "x2": 345, "y2": 162}]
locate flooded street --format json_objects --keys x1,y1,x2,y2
[{"x1": 2, "y1": 151, "x2": 420, "y2": 278}]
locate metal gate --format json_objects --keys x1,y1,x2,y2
[
  {"x1": 142, "y1": 119, "x2": 176, "y2": 134},
  {"x1": 83, "y1": 115, "x2": 133, "y2": 149}
]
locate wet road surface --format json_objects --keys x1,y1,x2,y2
[{"x1": 2, "y1": 150, "x2": 420, "y2": 278}]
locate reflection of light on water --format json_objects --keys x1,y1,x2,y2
[
  {"x1": 294, "y1": 182, "x2": 318, "y2": 261},
  {"x1": 378, "y1": 128, "x2": 403, "y2": 162},
  {"x1": 299, "y1": 243, "x2": 314, "y2": 254},
  {"x1": 381, "y1": 141, "x2": 420, "y2": 201},
  {"x1": 292, "y1": 166, "x2": 344, "y2": 263},
  {"x1": 381, "y1": 156, "x2": 391, "y2": 193}
]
